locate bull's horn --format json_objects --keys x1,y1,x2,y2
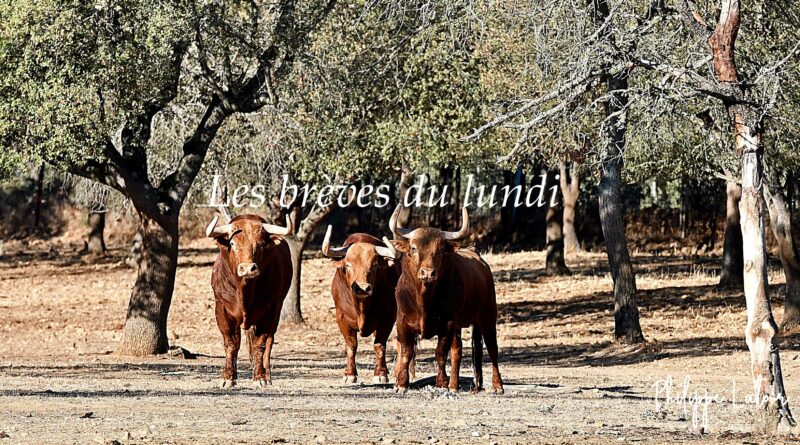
[
  {"x1": 321, "y1": 225, "x2": 348, "y2": 259},
  {"x1": 262, "y1": 214, "x2": 293, "y2": 236},
  {"x1": 217, "y1": 205, "x2": 234, "y2": 223},
  {"x1": 389, "y1": 205, "x2": 415, "y2": 239},
  {"x1": 376, "y1": 236, "x2": 399, "y2": 260},
  {"x1": 442, "y1": 207, "x2": 470, "y2": 241},
  {"x1": 206, "y1": 215, "x2": 233, "y2": 239}
]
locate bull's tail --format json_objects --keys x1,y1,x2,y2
[
  {"x1": 409, "y1": 337, "x2": 417, "y2": 381},
  {"x1": 472, "y1": 324, "x2": 484, "y2": 391},
  {"x1": 245, "y1": 327, "x2": 256, "y2": 365}
]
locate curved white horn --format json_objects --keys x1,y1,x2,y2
[
  {"x1": 389, "y1": 205, "x2": 415, "y2": 239},
  {"x1": 206, "y1": 215, "x2": 233, "y2": 239},
  {"x1": 376, "y1": 236, "x2": 399, "y2": 260},
  {"x1": 321, "y1": 225, "x2": 348, "y2": 259},
  {"x1": 442, "y1": 207, "x2": 470, "y2": 241},
  {"x1": 262, "y1": 214, "x2": 293, "y2": 236}
]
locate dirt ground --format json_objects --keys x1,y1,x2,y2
[{"x1": 3, "y1": 239, "x2": 800, "y2": 444}]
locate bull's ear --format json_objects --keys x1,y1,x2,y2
[
  {"x1": 446, "y1": 241, "x2": 458, "y2": 252},
  {"x1": 392, "y1": 239, "x2": 410, "y2": 254},
  {"x1": 331, "y1": 259, "x2": 345, "y2": 269},
  {"x1": 269, "y1": 235, "x2": 284, "y2": 245}
]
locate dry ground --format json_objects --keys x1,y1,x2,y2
[{"x1": 2, "y1": 240, "x2": 800, "y2": 444}]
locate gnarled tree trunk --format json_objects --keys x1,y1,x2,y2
[
  {"x1": 703, "y1": 0, "x2": 794, "y2": 429},
  {"x1": 117, "y1": 212, "x2": 179, "y2": 356},
  {"x1": 281, "y1": 203, "x2": 335, "y2": 324},
  {"x1": 719, "y1": 179, "x2": 744, "y2": 287},
  {"x1": 764, "y1": 168, "x2": 800, "y2": 333},
  {"x1": 86, "y1": 211, "x2": 107, "y2": 255},
  {"x1": 559, "y1": 161, "x2": 580, "y2": 254},
  {"x1": 599, "y1": 70, "x2": 644, "y2": 344}
]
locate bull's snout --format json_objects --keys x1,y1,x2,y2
[
  {"x1": 418, "y1": 268, "x2": 437, "y2": 283},
  {"x1": 351, "y1": 282, "x2": 372, "y2": 297},
  {"x1": 237, "y1": 262, "x2": 260, "y2": 278}
]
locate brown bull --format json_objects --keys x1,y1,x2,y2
[
  {"x1": 322, "y1": 226, "x2": 401, "y2": 384},
  {"x1": 390, "y1": 206, "x2": 503, "y2": 394},
  {"x1": 207, "y1": 213, "x2": 293, "y2": 389}
]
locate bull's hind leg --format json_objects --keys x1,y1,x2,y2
[
  {"x1": 215, "y1": 303, "x2": 240, "y2": 389},
  {"x1": 483, "y1": 325, "x2": 504, "y2": 394},
  {"x1": 471, "y1": 324, "x2": 484, "y2": 393},
  {"x1": 448, "y1": 331, "x2": 463, "y2": 393},
  {"x1": 435, "y1": 334, "x2": 452, "y2": 388},
  {"x1": 394, "y1": 326, "x2": 416, "y2": 393}
]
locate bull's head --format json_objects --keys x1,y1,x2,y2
[
  {"x1": 389, "y1": 205, "x2": 469, "y2": 285},
  {"x1": 206, "y1": 214, "x2": 293, "y2": 281},
  {"x1": 321, "y1": 226, "x2": 399, "y2": 299}
]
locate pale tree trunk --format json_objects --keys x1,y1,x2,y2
[
  {"x1": 86, "y1": 211, "x2": 107, "y2": 255},
  {"x1": 764, "y1": 168, "x2": 800, "y2": 332},
  {"x1": 117, "y1": 212, "x2": 179, "y2": 356},
  {"x1": 599, "y1": 71, "x2": 644, "y2": 344},
  {"x1": 559, "y1": 161, "x2": 580, "y2": 254},
  {"x1": 545, "y1": 169, "x2": 570, "y2": 275},
  {"x1": 704, "y1": 0, "x2": 794, "y2": 430},
  {"x1": 719, "y1": 179, "x2": 744, "y2": 287},
  {"x1": 280, "y1": 203, "x2": 335, "y2": 324}
]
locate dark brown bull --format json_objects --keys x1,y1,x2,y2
[
  {"x1": 207, "y1": 213, "x2": 293, "y2": 389},
  {"x1": 390, "y1": 206, "x2": 503, "y2": 394},
  {"x1": 322, "y1": 226, "x2": 401, "y2": 384}
]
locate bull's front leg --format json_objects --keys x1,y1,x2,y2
[
  {"x1": 394, "y1": 326, "x2": 415, "y2": 394},
  {"x1": 215, "y1": 304, "x2": 240, "y2": 389},
  {"x1": 343, "y1": 328, "x2": 359, "y2": 384},
  {"x1": 449, "y1": 331, "x2": 463, "y2": 393},
  {"x1": 250, "y1": 330, "x2": 269, "y2": 389},
  {"x1": 262, "y1": 335, "x2": 275, "y2": 385},
  {"x1": 373, "y1": 322, "x2": 393, "y2": 384},
  {"x1": 435, "y1": 334, "x2": 452, "y2": 388}
]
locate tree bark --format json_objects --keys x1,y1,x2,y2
[
  {"x1": 32, "y1": 163, "x2": 45, "y2": 232},
  {"x1": 86, "y1": 211, "x2": 107, "y2": 255},
  {"x1": 764, "y1": 169, "x2": 800, "y2": 332},
  {"x1": 397, "y1": 164, "x2": 414, "y2": 228},
  {"x1": 599, "y1": 70, "x2": 645, "y2": 344},
  {"x1": 546, "y1": 169, "x2": 570, "y2": 275},
  {"x1": 116, "y1": 212, "x2": 178, "y2": 356},
  {"x1": 559, "y1": 161, "x2": 580, "y2": 254},
  {"x1": 719, "y1": 179, "x2": 744, "y2": 287}
]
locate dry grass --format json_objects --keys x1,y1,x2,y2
[{"x1": 0, "y1": 241, "x2": 799, "y2": 444}]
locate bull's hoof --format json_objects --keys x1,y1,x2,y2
[
  {"x1": 470, "y1": 386, "x2": 484, "y2": 394},
  {"x1": 394, "y1": 385, "x2": 408, "y2": 394},
  {"x1": 449, "y1": 387, "x2": 458, "y2": 394},
  {"x1": 491, "y1": 386, "x2": 505, "y2": 395},
  {"x1": 342, "y1": 375, "x2": 358, "y2": 384},
  {"x1": 254, "y1": 378, "x2": 271, "y2": 389},
  {"x1": 218, "y1": 379, "x2": 236, "y2": 389},
  {"x1": 373, "y1": 375, "x2": 389, "y2": 384}
]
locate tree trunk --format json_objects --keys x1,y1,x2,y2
[
  {"x1": 32, "y1": 163, "x2": 45, "y2": 232},
  {"x1": 599, "y1": 71, "x2": 644, "y2": 344},
  {"x1": 764, "y1": 169, "x2": 800, "y2": 333},
  {"x1": 280, "y1": 203, "x2": 335, "y2": 324},
  {"x1": 702, "y1": 0, "x2": 794, "y2": 429},
  {"x1": 125, "y1": 228, "x2": 143, "y2": 269},
  {"x1": 86, "y1": 211, "x2": 107, "y2": 255},
  {"x1": 280, "y1": 236, "x2": 306, "y2": 324},
  {"x1": 546, "y1": 170, "x2": 570, "y2": 275},
  {"x1": 719, "y1": 179, "x2": 744, "y2": 287},
  {"x1": 559, "y1": 161, "x2": 580, "y2": 254},
  {"x1": 397, "y1": 164, "x2": 414, "y2": 228},
  {"x1": 116, "y1": 212, "x2": 178, "y2": 356}
]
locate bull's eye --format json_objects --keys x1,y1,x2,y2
[
  {"x1": 411, "y1": 246, "x2": 417, "y2": 254},
  {"x1": 230, "y1": 240, "x2": 236, "y2": 250},
  {"x1": 345, "y1": 262, "x2": 352, "y2": 269}
]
